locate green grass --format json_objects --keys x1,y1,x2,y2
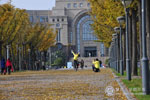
[
  {"x1": 122, "y1": 78, "x2": 150, "y2": 100},
  {"x1": 138, "y1": 67, "x2": 141, "y2": 76},
  {"x1": 111, "y1": 68, "x2": 126, "y2": 77},
  {"x1": 116, "y1": 71, "x2": 126, "y2": 77},
  {"x1": 111, "y1": 68, "x2": 150, "y2": 100}
]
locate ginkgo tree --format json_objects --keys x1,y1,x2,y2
[
  {"x1": 88, "y1": 0, "x2": 150, "y2": 78},
  {"x1": 88, "y1": 0, "x2": 124, "y2": 47},
  {"x1": 25, "y1": 23, "x2": 56, "y2": 70},
  {"x1": 0, "y1": 3, "x2": 56, "y2": 70},
  {"x1": 0, "y1": 4, "x2": 18, "y2": 58}
]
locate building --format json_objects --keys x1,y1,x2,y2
[{"x1": 26, "y1": 0, "x2": 108, "y2": 58}]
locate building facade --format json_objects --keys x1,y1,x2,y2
[{"x1": 27, "y1": 0, "x2": 107, "y2": 58}]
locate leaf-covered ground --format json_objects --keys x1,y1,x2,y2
[{"x1": 0, "y1": 68, "x2": 127, "y2": 100}]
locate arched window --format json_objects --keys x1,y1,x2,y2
[
  {"x1": 76, "y1": 15, "x2": 97, "y2": 53},
  {"x1": 82, "y1": 21, "x2": 97, "y2": 40}
]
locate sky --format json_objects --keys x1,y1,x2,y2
[{"x1": 0, "y1": 0, "x2": 56, "y2": 10}]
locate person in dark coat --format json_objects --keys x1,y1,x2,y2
[
  {"x1": 80, "y1": 59, "x2": 84, "y2": 69},
  {"x1": 1, "y1": 58, "x2": 6, "y2": 75},
  {"x1": 99, "y1": 60, "x2": 102, "y2": 67}
]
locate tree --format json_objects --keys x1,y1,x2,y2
[
  {"x1": 0, "y1": 3, "x2": 56, "y2": 71},
  {"x1": 88, "y1": 0, "x2": 124, "y2": 47},
  {"x1": 24, "y1": 23, "x2": 56, "y2": 70},
  {"x1": 88, "y1": 0, "x2": 140, "y2": 75},
  {"x1": 0, "y1": 4, "x2": 17, "y2": 59}
]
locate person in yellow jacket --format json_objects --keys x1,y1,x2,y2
[
  {"x1": 71, "y1": 50, "x2": 79, "y2": 71},
  {"x1": 92, "y1": 58, "x2": 100, "y2": 72}
]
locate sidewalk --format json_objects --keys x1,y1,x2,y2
[{"x1": 112, "y1": 73, "x2": 137, "y2": 100}]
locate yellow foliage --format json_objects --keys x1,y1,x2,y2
[
  {"x1": 88, "y1": 0, "x2": 124, "y2": 47},
  {"x1": 0, "y1": 69, "x2": 127, "y2": 100},
  {"x1": 0, "y1": 3, "x2": 56, "y2": 58}
]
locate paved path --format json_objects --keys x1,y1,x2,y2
[{"x1": 0, "y1": 68, "x2": 127, "y2": 100}]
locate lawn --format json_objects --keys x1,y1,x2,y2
[
  {"x1": 111, "y1": 68, "x2": 126, "y2": 77},
  {"x1": 111, "y1": 68, "x2": 150, "y2": 100},
  {"x1": 122, "y1": 79, "x2": 150, "y2": 100}
]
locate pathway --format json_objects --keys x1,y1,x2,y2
[{"x1": 0, "y1": 68, "x2": 127, "y2": 100}]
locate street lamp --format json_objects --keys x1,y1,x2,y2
[
  {"x1": 113, "y1": 29, "x2": 120, "y2": 73},
  {"x1": 112, "y1": 33, "x2": 118, "y2": 71},
  {"x1": 109, "y1": 46, "x2": 113, "y2": 68},
  {"x1": 117, "y1": 16, "x2": 125, "y2": 75},
  {"x1": 111, "y1": 41, "x2": 115, "y2": 69},
  {"x1": 121, "y1": 0, "x2": 132, "y2": 7},
  {"x1": 114, "y1": 27, "x2": 120, "y2": 33},
  {"x1": 141, "y1": 0, "x2": 150, "y2": 95},
  {"x1": 112, "y1": 36, "x2": 118, "y2": 70},
  {"x1": 121, "y1": 0, "x2": 132, "y2": 81}
]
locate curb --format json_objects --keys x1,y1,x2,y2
[{"x1": 112, "y1": 73, "x2": 137, "y2": 100}]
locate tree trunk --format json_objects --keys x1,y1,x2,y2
[
  {"x1": 4, "y1": 46, "x2": 7, "y2": 61},
  {"x1": 138, "y1": 0, "x2": 142, "y2": 76},
  {"x1": 0, "y1": 41, "x2": 2, "y2": 59},
  {"x1": 22, "y1": 45, "x2": 25, "y2": 70},
  {"x1": 24, "y1": 44, "x2": 28, "y2": 70},
  {"x1": 17, "y1": 44, "x2": 19, "y2": 70},
  {"x1": 19, "y1": 47, "x2": 22, "y2": 71},
  {"x1": 132, "y1": 9, "x2": 138, "y2": 76},
  {"x1": 10, "y1": 44, "x2": 16, "y2": 71}
]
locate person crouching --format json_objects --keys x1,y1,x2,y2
[{"x1": 92, "y1": 58, "x2": 100, "y2": 72}]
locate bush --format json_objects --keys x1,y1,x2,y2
[
  {"x1": 53, "y1": 57, "x2": 63, "y2": 67},
  {"x1": 51, "y1": 50, "x2": 66, "y2": 66},
  {"x1": 105, "y1": 58, "x2": 109, "y2": 65}
]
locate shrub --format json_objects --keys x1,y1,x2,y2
[
  {"x1": 105, "y1": 58, "x2": 109, "y2": 65},
  {"x1": 53, "y1": 57, "x2": 63, "y2": 67}
]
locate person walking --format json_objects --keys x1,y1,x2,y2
[
  {"x1": 42, "y1": 61, "x2": 46, "y2": 70},
  {"x1": 6, "y1": 58, "x2": 13, "y2": 75},
  {"x1": 71, "y1": 50, "x2": 79, "y2": 71},
  {"x1": 1, "y1": 58, "x2": 6, "y2": 75},
  {"x1": 92, "y1": 58, "x2": 100, "y2": 72},
  {"x1": 80, "y1": 59, "x2": 84, "y2": 69},
  {"x1": 92, "y1": 59, "x2": 96, "y2": 71},
  {"x1": 99, "y1": 60, "x2": 102, "y2": 67}
]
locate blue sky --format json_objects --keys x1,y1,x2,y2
[{"x1": 0, "y1": 0, "x2": 55, "y2": 10}]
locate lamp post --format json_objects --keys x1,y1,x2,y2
[
  {"x1": 112, "y1": 33, "x2": 118, "y2": 71},
  {"x1": 117, "y1": 16, "x2": 125, "y2": 75},
  {"x1": 109, "y1": 44, "x2": 113, "y2": 68},
  {"x1": 121, "y1": 0, "x2": 132, "y2": 81},
  {"x1": 111, "y1": 42, "x2": 114, "y2": 68},
  {"x1": 141, "y1": 0, "x2": 150, "y2": 95},
  {"x1": 113, "y1": 28, "x2": 120, "y2": 73},
  {"x1": 112, "y1": 38, "x2": 116, "y2": 69}
]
